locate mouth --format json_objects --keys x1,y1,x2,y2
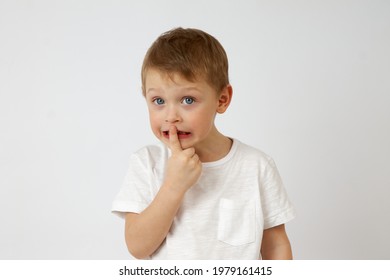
[{"x1": 162, "y1": 130, "x2": 192, "y2": 138}]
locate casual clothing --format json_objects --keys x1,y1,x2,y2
[{"x1": 112, "y1": 139, "x2": 296, "y2": 259}]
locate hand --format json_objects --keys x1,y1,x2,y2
[{"x1": 164, "y1": 125, "x2": 202, "y2": 193}]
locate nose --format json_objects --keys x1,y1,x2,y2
[{"x1": 165, "y1": 105, "x2": 182, "y2": 123}]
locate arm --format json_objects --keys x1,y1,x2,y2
[
  {"x1": 125, "y1": 184, "x2": 185, "y2": 259},
  {"x1": 260, "y1": 224, "x2": 293, "y2": 260},
  {"x1": 125, "y1": 126, "x2": 202, "y2": 259}
]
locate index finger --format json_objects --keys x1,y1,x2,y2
[{"x1": 168, "y1": 125, "x2": 182, "y2": 153}]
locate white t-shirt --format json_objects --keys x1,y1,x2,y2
[{"x1": 112, "y1": 139, "x2": 296, "y2": 259}]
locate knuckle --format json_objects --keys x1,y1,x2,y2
[{"x1": 185, "y1": 148, "x2": 195, "y2": 155}]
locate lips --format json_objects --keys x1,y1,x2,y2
[{"x1": 162, "y1": 130, "x2": 191, "y2": 138}]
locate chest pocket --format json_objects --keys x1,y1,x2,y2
[{"x1": 217, "y1": 198, "x2": 256, "y2": 246}]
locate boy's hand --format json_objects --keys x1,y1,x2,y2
[{"x1": 165, "y1": 125, "x2": 202, "y2": 193}]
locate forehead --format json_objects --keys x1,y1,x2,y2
[
  {"x1": 144, "y1": 69, "x2": 212, "y2": 94},
  {"x1": 145, "y1": 69, "x2": 194, "y2": 86}
]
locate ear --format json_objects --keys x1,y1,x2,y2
[{"x1": 216, "y1": 85, "x2": 233, "y2": 114}]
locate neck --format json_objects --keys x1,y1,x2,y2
[{"x1": 194, "y1": 129, "x2": 233, "y2": 163}]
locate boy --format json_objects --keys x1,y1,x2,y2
[{"x1": 112, "y1": 27, "x2": 296, "y2": 259}]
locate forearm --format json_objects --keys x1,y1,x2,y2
[
  {"x1": 125, "y1": 184, "x2": 185, "y2": 259},
  {"x1": 261, "y1": 242, "x2": 293, "y2": 260}
]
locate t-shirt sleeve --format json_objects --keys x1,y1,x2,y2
[
  {"x1": 111, "y1": 152, "x2": 154, "y2": 219},
  {"x1": 260, "y1": 157, "x2": 296, "y2": 229}
]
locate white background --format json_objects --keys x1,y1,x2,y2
[{"x1": 0, "y1": 0, "x2": 389, "y2": 259}]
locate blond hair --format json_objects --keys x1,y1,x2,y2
[{"x1": 141, "y1": 27, "x2": 229, "y2": 95}]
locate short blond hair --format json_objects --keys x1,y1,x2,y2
[{"x1": 141, "y1": 27, "x2": 229, "y2": 95}]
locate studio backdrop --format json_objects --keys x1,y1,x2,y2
[{"x1": 1, "y1": 0, "x2": 389, "y2": 259}]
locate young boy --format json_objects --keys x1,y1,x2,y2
[{"x1": 112, "y1": 27, "x2": 296, "y2": 260}]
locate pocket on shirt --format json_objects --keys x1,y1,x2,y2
[{"x1": 217, "y1": 198, "x2": 256, "y2": 246}]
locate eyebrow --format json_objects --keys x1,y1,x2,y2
[
  {"x1": 182, "y1": 86, "x2": 201, "y2": 93},
  {"x1": 145, "y1": 88, "x2": 160, "y2": 96}
]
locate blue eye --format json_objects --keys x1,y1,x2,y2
[
  {"x1": 153, "y1": 98, "x2": 165, "y2": 105},
  {"x1": 183, "y1": 97, "x2": 194, "y2": 105}
]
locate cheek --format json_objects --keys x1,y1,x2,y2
[
  {"x1": 148, "y1": 111, "x2": 162, "y2": 131},
  {"x1": 189, "y1": 110, "x2": 215, "y2": 132}
]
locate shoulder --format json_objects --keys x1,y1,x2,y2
[
  {"x1": 231, "y1": 139, "x2": 280, "y2": 176},
  {"x1": 130, "y1": 143, "x2": 169, "y2": 167},
  {"x1": 234, "y1": 139, "x2": 274, "y2": 165},
  {"x1": 132, "y1": 143, "x2": 167, "y2": 158}
]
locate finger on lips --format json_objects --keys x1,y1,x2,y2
[
  {"x1": 169, "y1": 125, "x2": 182, "y2": 151},
  {"x1": 168, "y1": 126, "x2": 199, "y2": 161}
]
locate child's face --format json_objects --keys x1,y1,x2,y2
[{"x1": 144, "y1": 69, "x2": 226, "y2": 150}]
